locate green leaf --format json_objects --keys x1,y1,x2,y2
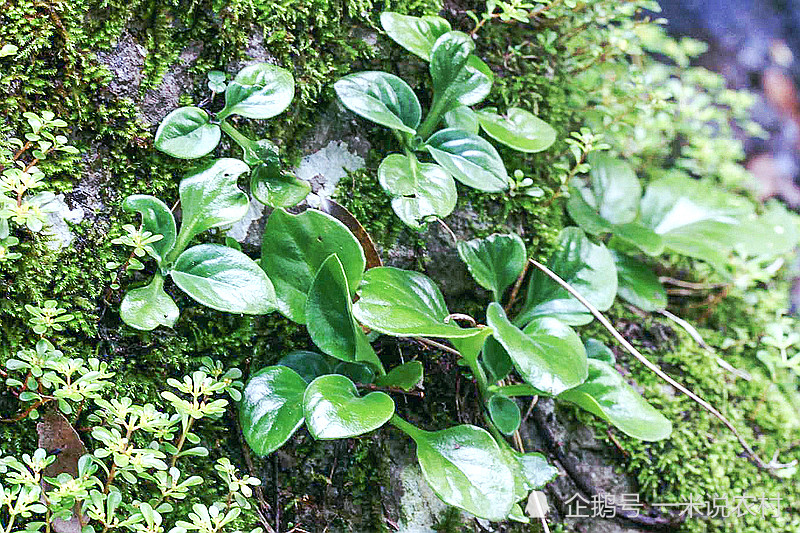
[
  {"x1": 488, "y1": 395, "x2": 521, "y2": 435},
  {"x1": 612, "y1": 251, "x2": 666, "y2": 312},
  {"x1": 239, "y1": 366, "x2": 307, "y2": 456},
  {"x1": 306, "y1": 254, "x2": 359, "y2": 363},
  {"x1": 430, "y1": 32, "x2": 492, "y2": 109},
  {"x1": 277, "y1": 351, "x2": 333, "y2": 383},
  {"x1": 218, "y1": 63, "x2": 294, "y2": 120},
  {"x1": 511, "y1": 450, "x2": 558, "y2": 490},
  {"x1": 476, "y1": 107, "x2": 556, "y2": 153},
  {"x1": 729, "y1": 201, "x2": 800, "y2": 259},
  {"x1": 482, "y1": 336, "x2": 514, "y2": 382},
  {"x1": 303, "y1": 374, "x2": 394, "y2": 439},
  {"x1": 518, "y1": 227, "x2": 617, "y2": 326},
  {"x1": 584, "y1": 338, "x2": 615, "y2": 364},
  {"x1": 444, "y1": 105, "x2": 479, "y2": 134},
  {"x1": 120, "y1": 275, "x2": 179, "y2": 331},
  {"x1": 251, "y1": 163, "x2": 310, "y2": 208},
  {"x1": 334, "y1": 72, "x2": 421, "y2": 134},
  {"x1": 376, "y1": 361, "x2": 423, "y2": 391},
  {"x1": 154, "y1": 107, "x2": 221, "y2": 159},
  {"x1": 334, "y1": 361, "x2": 376, "y2": 384},
  {"x1": 177, "y1": 158, "x2": 250, "y2": 244},
  {"x1": 396, "y1": 420, "x2": 515, "y2": 521},
  {"x1": 122, "y1": 195, "x2": 177, "y2": 264},
  {"x1": 487, "y1": 303, "x2": 587, "y2": 396},
  {"x1": 426, "y1": 128, "x2": 509, "y2": 192},
  {"x1": 378, "y1": 154, "x2": 456, "y2": 229},
  {"x1": 261, "y1": 208, "x2": 366, "y2": 323},
  {"x1": 352, "y1": 267, "x2": 483, "y2": 338},
  {"x1": 457, "y1": 233, "x2": 526, "y2": 301},
  {"x1": 579, "y1": 153, "x2": 642, "y2": 225},
  {"x1": 558, "y1": 359, "x2": 672, "y2": 441},
  {"x1": 171, "y1": 244, "x2": 276, "y2": 314},
  {"x1": 380, "y1": 12, "x2": 451, "y2": 60}
]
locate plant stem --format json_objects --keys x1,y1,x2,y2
[{"x1": 416, "y1": 95, "x2": 450, "y2": 141}]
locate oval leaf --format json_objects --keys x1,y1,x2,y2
[
  {"x1": 239, "y1": 366, "x2": 307, "y2": 456},
  {"x1": 558, "y1": 359, "x2": 673, "y2": 441},
  {"x1": 457, "y1": 233, "x2": 526, "y2": 301},
  {"x1": 277, "y1": 351, "x2": 333, "y2": 383},
  {"x1": 261, "y1": 208, "x2": 366, "y2": 323},
  {"x1": 477, "y1": 107, "x2": 556, "y2": 153},
  {"x1": 303, "y1": 374, "x2": 394, "y2": 439},
  {"x1": 178, "y1": 158, "x2": 250, "y2": 243},
  {"x1": 353, "y1": 267, "x2": 483, "y2": 338},
  {"x1": 375, "y1": 361, "x2": 423, "y2": 391},
  {"x1": 154, "y1": 107, "x2": 221, "y2": 159},
  {"x1": 518, "y1": 227, "x2": 617, "y2": 326},
  {"x1": 488, "y1": 394, "x2": 521, "y2": 436},
  {"x1": 171, "y1": 244, "x2": 276, "y2": 314},
  {"x1": 482, "y1": 335, "x2": 514, "y2": 382},
  {"x1": 444, "y1": 105, "x2": 479, "y2": 134},
  {"x1": 380, "y1": 12, "x2": 451, "y2": 60},
  {"x1": 219, "y1": 63, "x2": 294, "y2": 120},
  {"x1": 122, "y1": 195, "x2": 177, "y2": 264},
  {"x1": 334, "y1": 72, "x2": 421, "y2": 134},
  {"x1": 306, "y1": 254, "x2": 358, "y2": 362},
  {"x1": 251, "y1": 163, "x2": 310, "y2": 208},
  {"x1": 378, "y1": 153, "x2": 456, "y2": 229},
  {"x1": 429, "y1": 33, "x2": 492, "y2": 109},
  {"x1": 120, "y1": 275, "x2": 179, "y2": 331},
  {"x1": 612, "y1": 251, "x2": 666, "y2": 312},
  {"x1": 426, "y1": 128, "x2": 509, "y2": 192}
]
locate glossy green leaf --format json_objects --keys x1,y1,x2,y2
[
  {"x1": 488, "y1": 395, "x2": 521, "y2": 435},
  {"x1": 122, "y1": 195, "x2": 177, "y2": 264},
  {"x1": 378, "y1": 153, "x2": 456, "y2": 229},
  {"x1": 584, "y1": 338, "x2": 615, "y2": 364},
  {"x1": 482, "y1": 336, "x2": 514, "y2": 382},
  {"x1": 580, "y1": 153, "x2": 641, "y2": 225},
  {"x1": 380, "y1": 12, "x2": 451, "y2": 60},
  {"x1": 261, "y1": 208, "x2": 365, "y2": 323},
  {"x1": 612, "y1": 251, "x2": 666, "y2": 312},
  {"x1": 430, "y1": 33, "x2": 492, "y2": 109},
  {"x1": 352, "y1": 267, "x2": 483, "y2": 338},
  {"x1": 120, "y1": 275, "x2": 179, "y2": 331},
  {"x1": 303, "y1": 374, "x2": 394, "y2": 439},
  {"x1": 487, "y1": 303, "x2": 587, "y2": 396},
  {"x1": 232, "y1": 136, "x2": 279, "y2": 167},
  {"x1": 426, "y1": 128, "x2": 509, "y2": 192},
  {"x1": 239, "y1": 366, "x2": 307, "y2": 456},
  {"x1": 154, "y1": 107, "x2": 221, "y2": 159},
  {"x1": 559, "y1": 359, "x2": 672, "y2": 441},
  {"x1": 457, "y1": 233, "x2": 526, "y2": 301},
  {"x1": 177, "y1": 158, "x2": 250, "y2": 244},
  {"x1": 476, "y1": 107, "x2": 556, "y2": 153},
  {"x1": 515, "y1": 451, "x2": 558, "y2": 490},
  {"x1": 277, "y1": 351, "x2": 333, "y2": 383},
  {"x1": 518, "y1": 227, "x2": 617, "y2": 326},
  {"x1": 218, "y1": 63, "x2": 294, "y2": 120},
  {"x1": 334, "y1": 361, "x2": 376, "y2": 384},
  {"x1": 334, "y1": 72, "x2": 421, "y2": 134},
  {"x1": 376, "y1": 361, "x2": 423, "y2": 391},
  {"x1": 171, "y1": 244, "x2": 276, "y2": 314},
  {"x1": 396, "y1": 420, "x2": 515, "y2": 521},
  {"x1": 306, "y1": 254, "x2": 358, "y2": 363},
  {"x1": 444, "y1": 105, "x2": 479, "y2": 134},
  {"x1": 251, "y1": 164, "x2": 310, "y2": 208}
]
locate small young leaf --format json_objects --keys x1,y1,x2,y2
[
  {"x1": 375, "y1": 361, "x2": 423, "y2": 391},
  {"x1": 120, "y1": 275, "x2": 180, "y2": 331},
  {"x1": 380, "y1": 12, "x2": 451, "y2": 60},
  {"x1": 122, "y1": 195, "x2": 177, "y2": 264},
  {"x1": 154, "y1": 107, "x2": 221, "y2": 159},
  {"x1": 171, "y1": 244, "x2": 276, "y2": 315},
  {"x1": 426, "y1": 128, "x2": 509, "y2": 192},
  {"x1": 488, "y1": 394, "x2": 521, "y2": 435},
  {"x1": 457, "y1": 233, "x2": 526, "y2": 301},
  {"x1": 611, "y1": 251, "x2": 667, "y2": 312},
  {"x1": 303, "y1": 374, "x2": 394, "y2": 439},
  {"x1": 239, "y1": 366, "x2": 307, "y2": 456},
  {"x1": 218, "y1": 63, "x2": 295, "y2": 120},
  {"x1": 334, "y1": 72, "x2": 421, "y2": 134},
  {"x1": 476, "y1": 107, "x2": 556, "y2": 153},
  {"x1": 251, "y1": 163, "x2": 310, "y2": 208}
]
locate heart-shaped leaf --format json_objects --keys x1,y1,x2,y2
[
  {"x1": 177, "y1": 158, "x2": 250, "y2": 246},
  {"x1": 611, "y1": 251, "x2": 666, "y2": 312},
  {"x1": 487, "y1": 303, "x2": 587, "y2": 396},
  {"x1": 457, "y1": 233, "x2": 526, "y2": 301},
  {"x1": 376, "y1": 361, "x2": 423, "y2": 391},
  {"x1": 380, "y1": 12, "x2": 451, "y2": 60},
  {"x1": 353, "y1": 267, "x2": 483, "y2": 338},
  {"x1": 306, "y1": 254, "x2": 359, "y2": 363},
  {"x1": 426, "y1": 128, "x2": 509, "y2": 192},
  {"x1": 218, "y1": 63, "x2": 294, "y2": 120},
  {"x1": 171, "y1": 244, "x2": 276, "y2": 314},
  {"x1": 120, "y1": 274, "x2": 179, "y2": 331},
  {"x1": 122, "y1": 195, "x2": 177, "y2": 264},
  {"x1": 239, "y1": 366, "x2": 307, "y2": 456},
  {"x1": 334, "y1": 72, "x2": 421, "y2": 134},
  {"x1": 395, "y1": 420, "x2": 515, "y2": 521},
  {"x1": 154, "y1": 107, "x2": 221, "y2": 159},
  {"x1": 261, "y1": 208, "x2": 365, "y2": 323},
  {"x1": 378, "y1": 153, "x2": 456, "y2": 229},
  {"x1": 444, "y1": 105, "x2": 479, "y2": 134},
  {"x1": 251, "y1": 163, "x2": 310, "y2": 208},
  {"x1": 482, "y1": 336, "x2": 514, "y2": 382},
  {"x1": 488, "y1": 394, "x2": 521, "y2": 435},
  {"x1": 278, "y1": 351, "x2": 333, "y2": 383},
  {"x1": 558, "y1": 359, "x2": 673, "y2": 441},
  {"x1": 429, "y1": 33, "x2": 492, "y2": 110},
  {"x1": 476, "y1": 107, "x2": 556, "y2": 153},
  {"x1": 517, "y1": 227, "x2": 617, "y2": 326},
  {"x1": 303, "y1": 374, "x2": 394, "y2": 439}
]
